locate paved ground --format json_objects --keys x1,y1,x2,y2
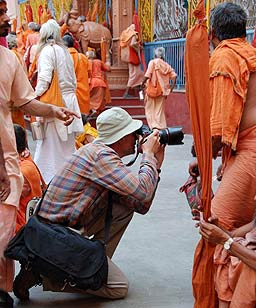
[{"x1": 12, "y1": 134, "x2": 221, "y2": 308}]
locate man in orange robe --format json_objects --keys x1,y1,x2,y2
[
  {"x1": 13, "y1": 124, "x2": 44, "y2": 233},
  {"x1": 63, "y1": 34, "x2": 90, "y2": 115},
  {"x1": 190, "y1": 3, "x2": 256, "y2": 307},
  {"x1": 22, "y1": 22, "x2": 34, "y2": 49},
  {"x1": 120, "y1": 24, "x2": 144, "y2": 97},
  {"x1": 6, "y1": 33, "x2": 27, "y2": 128},
  {"x1": 87, "y1": 50, "x2": 111, "y2": 115}
]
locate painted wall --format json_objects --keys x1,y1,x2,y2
[{"x1": 165, "y1": 92, "x2": 191, "y2": 134}]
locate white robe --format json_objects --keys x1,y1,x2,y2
[{"x1": 34, "y1": 44, "x2": 84, "y2": 183}]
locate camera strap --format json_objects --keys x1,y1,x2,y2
[
  {"x1": 126, "y1": 140, "x2": 140, "y2": 167},
  {"x1": 126, "y1": 137, "x2": 149, "y2": 167}
]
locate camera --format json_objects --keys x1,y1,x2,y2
[{"x1": 136, "y1": 124, "x2": 184, "y2": 145}]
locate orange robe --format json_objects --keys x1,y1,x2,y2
[
  {"x1": 16, "y1": 159, "x2": 43, "y2": 233},
  {"x1": 16, "y1": 27, "x2": 25, "y2": 55},
  {"x1": 89, "y1": 59, "x2": 110, "y2": 112},
  {"x1": 144, "y1": 58, "x2": 177, "y2": 129},
  {"x1": 22, "y1": 29, "x2": 33, "y2": 48},
  {"x1": 10, "y1": 49, "x2": 27, "y2": 128},
  {"x1": 210, "y1": 39, "x2": 256, "y2": 303},
  {"x1": 120, "y1": 26, "x2": 144, "y2": 88},
  {"x1": 68, "y1": 47, "x2": 90, "y2": 114},
  {"x1": 185, "y1": 1, "x2": 214, "y2": 307},
  {"x1": 25, "y1": 32, "x2": 40, "y2": 49},
  {"x1": 212, "y1": 125, "x2": 256, "y2": 302},
  {"x1": 213, "y1": 227, "x2": 256, "y2": 308}
]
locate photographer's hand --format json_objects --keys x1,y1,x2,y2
[{"x1": 141, "y1": 130, "x2": 162, "y2": 157}]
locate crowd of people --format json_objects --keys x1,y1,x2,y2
[
  {"x1": 0, "y1": 0, "x2": 256, "y2": 308},
  {"x1": 2, "y1": 15, "x2": 113, "y2": 183}
]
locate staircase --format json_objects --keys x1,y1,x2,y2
[{"x1": 107, "y1": 89, "x2": 147, "y2": 124}]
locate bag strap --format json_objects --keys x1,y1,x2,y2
[
  {"x1": 104, "y1": 191, "x2": 113, "y2": 245},
  {"x1": 34, "y1": 181, "x2": 51, "y2": 215}
]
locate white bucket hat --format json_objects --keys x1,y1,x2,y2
[{"x1": 94, "y1": 107, "x2": 143, "y2": 145}]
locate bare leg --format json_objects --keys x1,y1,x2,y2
[{"x1": 123, "y1": 87, "x2": 131, "y2": 98}]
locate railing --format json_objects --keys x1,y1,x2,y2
[
  {"x1": 144, "y1": 29, "x2": 255, "y2": 90},
  {"x1": 144, "y1": 38, "x2": 186, "y2": 90}
]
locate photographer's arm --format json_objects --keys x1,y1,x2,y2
[
  {"x1": 93, "y1": 131, "x2": 164, "y2": 214},
  {"x1": 129, "y1": 131, "x2": 165, "y2": 214}
]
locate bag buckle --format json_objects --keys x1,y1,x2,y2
[
  {"x1": 69, "y1": 281, "x2": 77, "y2": 288},
  {"x1": 61, "y1": 278, "x2": 77, "y2": 290},
  {"x1": 61, "y1": 279, "x2": 68, "y2": 291}
]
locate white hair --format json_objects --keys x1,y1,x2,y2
[
  {"x1": 28, "y1": 22, "x2": 37, "y2": 30},
  {"x1": 154, "y1": 47, "x2": 165, "y2": 60},
  {"x1": 86, "y1": 50, "x2": 95, "y2": 59},
  {"x1": 37, "y1": 19, "x2": 65, "y2": 53},
  {"x1": 6, "y1": 33, "x2": 17, "y2": 49}
]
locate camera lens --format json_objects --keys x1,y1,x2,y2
[{"x1": 159, "y1": 127, "x2": 184, "y2": 145}]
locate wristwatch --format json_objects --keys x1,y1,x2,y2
[{"x1": 223, "y1": 238, "x2": 234, "y2": 250}]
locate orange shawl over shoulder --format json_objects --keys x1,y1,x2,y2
[
  {"x1": 69, "y1": 47, "x2": 90, "y2": 114},
  {"x1": 16, "y1": 159, "x2": 43, "y2": 233},
  {"x1": 210, "y1": 38, "x2": 256, "y2": 151},
  {"x1": 119, "y1": 25, "x2": 137, "y2": 48}
]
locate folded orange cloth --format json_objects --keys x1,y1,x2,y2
[
  {"x1": 214, "y1": 228, "x2": 256, "y2": 303},
  {"x1": 16, "y1": 159, "x2": 43, "y2": 233},
  {"x1": 120, "y1": 25, "x2": 137, "y2": 48}
]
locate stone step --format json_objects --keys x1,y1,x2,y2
[
  {"x1": 106, "y1": 101, "x2": 147, "y2": 124},
  {"x1": 110, "y1": 88, "x2": 141, "y2": 97},
  {"x1": 111, "y1": 97, "x2": 141, "y2": 104}
]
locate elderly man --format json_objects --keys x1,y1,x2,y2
[
  {"x1": 0, "y1": 1, "x2": 78, "y2": 307},
  {"x1": 142, "y1": 47, "x2": 177, "y2": 130},
  {"x1": 120, "y1": 24, "x2": 144, "y2": 98},
  {"x1": 13, "y1": 107, "x2": 165, "y2": 302}
]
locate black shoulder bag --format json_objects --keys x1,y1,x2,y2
[{"x1": 4, "y1": 191, "x2": 113, "y2": 291}]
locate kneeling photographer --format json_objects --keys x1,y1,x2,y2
[{"x1": 12, "y1": 107, "x2": 165, "y2": 301}]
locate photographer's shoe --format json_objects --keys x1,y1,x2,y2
[
  {"x1": 0, "y1": 289, "x2": 13, "y2": 308},
  {"x1": 13, "y1": 267, "x2": 41, "y2": 301}
]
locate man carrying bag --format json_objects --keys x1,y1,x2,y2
[{"x1": 7, "y1": 107, "x2": 165, "y2": 301}]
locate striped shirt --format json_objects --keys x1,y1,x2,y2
[{"x1": 38, "y1": 143, "x2": 159, "y2": 228}]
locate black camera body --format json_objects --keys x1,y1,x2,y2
[{"x1": 136, "y1": 125, "x2": 184, "y2": 145}]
